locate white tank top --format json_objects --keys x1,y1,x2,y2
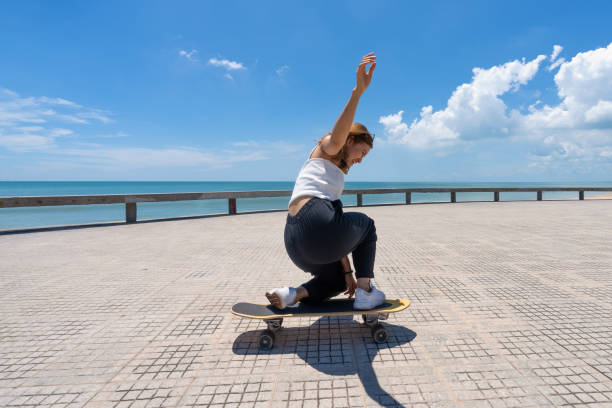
[{"x1": 289, "y1": 145, "x2": 345, "y2": 207}]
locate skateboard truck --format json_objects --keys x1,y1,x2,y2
[
  {"x1": 362, "y1": 313, "x2": 389, "y2": 343},
  {"x1": 266, "y1": 318, "x2": 283, "y2": 331},
  {"x1": 260, "y1": 318, "x2": 283, "y2": 350}
]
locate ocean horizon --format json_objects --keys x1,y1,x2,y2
[{"x1": 2, "y1": 181, "x2": 611, "y2": 230}]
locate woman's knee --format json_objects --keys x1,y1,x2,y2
[{"x1": 365, "y1": 217, "x2": 377, "y2": 242}]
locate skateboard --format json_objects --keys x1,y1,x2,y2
[{"x1": 231, "y1": 298, "x2": 410, "y2": 349}]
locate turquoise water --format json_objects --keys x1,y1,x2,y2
[{"x1": 1, "y1": 181, "x2": 610, "y2": 230}]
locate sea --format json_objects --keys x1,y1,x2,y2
[{"x1": 1, "y1": 181, "x2": 610, "y2": 230}]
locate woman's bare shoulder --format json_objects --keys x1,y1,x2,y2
[{"x1": 310, "y1": 135, "x2": 338, "y2": 159}]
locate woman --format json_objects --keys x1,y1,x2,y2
[{"x1": 266, "y1": 52, "x2": 385, "y2": 310}]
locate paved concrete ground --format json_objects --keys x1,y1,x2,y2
[{"x1": 1, "y1": 200, "x2": 611, "y2": 407}]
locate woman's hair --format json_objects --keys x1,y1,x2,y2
[{"x1": 316, "y1": 122, "x2": 374, "y2": 173}]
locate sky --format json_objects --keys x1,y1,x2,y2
[{"x1": 1, "y1": 0, "x2": 611, "y2": 182}]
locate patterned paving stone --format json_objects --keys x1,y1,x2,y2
[
  {"x1": 275, "y1": 376, "x2": 365, "y2": 408},
  {"x1": 112, "y1": 342, "x2": 209, "y2": 382},
  {"x1": 180, "y1": 374, "x2": 274, "y2": 408},
  {"x1": 0, "y1": 384, "x2": 98, "y2": 407},
  {"x1": 88, "y1": 378, "x2": 190, "y2": 407},
  {"x1": 0, "y1": 344, "x2": 67, "y2": 388},
  {"x1": 1, "y1": 200, "x2": 612, "y2": 407}
]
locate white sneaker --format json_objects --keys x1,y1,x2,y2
[
  {"x1": 353, "y1": 283, "x2": 386, "y2": 310},
  {"x1": 267, "y1": 287, "x2": 297, "y2": 309}
]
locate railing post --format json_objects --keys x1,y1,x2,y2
[
  {"x1": 450, "y1": 191, "x2": 456, "y2": 203},
  {"x1": 494, "y1": 191, "x2": 500, "y2": 202},
  {"x1": 579, "y1": 191, "x2": 584, "y2": 200},
  {"x1": 537, "y1": 191, "x2": 542, "y2": 201},
  {"x1": 357, "y1": 193, "x2": 362, "y2": 207},
  {"x1": 228, "y1": 198, "x2": 236, "y2": 215},
  {"x1": 405, "y1": 192, "x2": 411, "y2": 204},
  {"x1": 125, "y1": 202, "x2": 137, "y2": 223}
]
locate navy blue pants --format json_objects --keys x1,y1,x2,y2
[{"x1": 284, "y1": 197, "x2": 377, "y2": 303}]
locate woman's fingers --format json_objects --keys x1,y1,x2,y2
[
  {"x1": 367, "y1": 62, "x2": 376, "y2": 76},
  {"x1": 358, "y1": 59, "x2": 375, "y2": 72},
  {"x1": 359, "y1": 57, "x2": 376, "y2": 70},
  {"x1": 360, "y1": 58, "x2": 376, "y2": 65}
]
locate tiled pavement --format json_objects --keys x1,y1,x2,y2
[{"x1": 1, "y1": 200, "x2": 611, "y2": 407}]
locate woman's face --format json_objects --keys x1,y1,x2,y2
[{"x1": 346, "y1": 138, "x2": 371, "y2": 169}]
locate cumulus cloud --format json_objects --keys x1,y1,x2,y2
[
  {"x1": 380, "y1": 53, "x2": 546, "y2": 148},
  {"x1": 0, "y1": 88, "x2": 112, "y2": 151},
  {"x1": 380, "y1": 42, "x2": 612, "y2": 171}
]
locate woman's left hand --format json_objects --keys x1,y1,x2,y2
[
  {"x1": 344, "y1": 273, "x2": 357, "y2": 299},
  {"x1": 355, "y1": 52, "x2": 376, "y2": 94}
]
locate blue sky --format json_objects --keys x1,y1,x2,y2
[{"x1": 1, "y1": 0, "x2": 611, "y2": 181}]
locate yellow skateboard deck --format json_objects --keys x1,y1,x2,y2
[
  {"x1": 231, "y1": 298, "x2": 410, "y2": 349},
  {"x1": 231, "y1": 298, "x2": 410, "y2": 319}
]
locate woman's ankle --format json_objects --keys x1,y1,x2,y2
[
  {"x1": 356, "y1": 278, "x2": 371, "y2": 292},
  {"x1": 296, "y1": 286, "x2": 309, "y2": 301}
]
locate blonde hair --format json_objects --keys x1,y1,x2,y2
[{"x1": 316, "y1": 122, "x2": 374, "y2": 173}]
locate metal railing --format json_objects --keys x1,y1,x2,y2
[{"x1": 1, "y1": 187, "x2": 611, "y2": 224}]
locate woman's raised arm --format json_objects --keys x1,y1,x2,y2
[{"x1": 324, "y1": 52, "x2": 377, "y2": 154}]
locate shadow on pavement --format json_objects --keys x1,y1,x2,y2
[{"x1": 232, "y1": 316, "x2": 417, "y2": 407}]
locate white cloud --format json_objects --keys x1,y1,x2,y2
[
  {"x1": 233, "y1": 141, "x2": 260, "y2": 147},
  {"x1": 58, "y1": 147, "x2": 218, "y2": 168},
  {"x1": 0, "y1": 87, "x2": 113, "y2": 151},
  {"x1": 276, "y1": 65, "x2": 289, "y2": 76},
  {"x1": 380, "y1": 53, "x2": 546, "y2": 149},
  {"x1": 1, "y1": 87, "x2": 307, "y2": 175},
  {"x1": 0, "y1": 132, "x2": 54, "y2": 152},
  {"x1": 548, "y1": 58, "x2": 566, "y2": 71},
  {"x1": 49, "y1": 128, "x2": 73, "y2": 137},
  {"x1": 0, "y1": 89, "x2": 112, "y2": 126},
  {"x1": 2, "y1": 88, "x2": 19, "y2": 97},
  {"x1": 77, "y1": 110, "x2": 113, "y2": 124},
  {"x1": 208, "y1": 57, "x2": 246, "y2": 71},
  {"x1": 547, "y1": 45, "x2": 565, "y2": 72},
  {"x1": 550, "y1": 45, "x2": 563, "y2": 62},
  {"x1": 15, "y1": 126, "x2": 44, "y2": 132},
  {"x1": 585, "y1": 100, "x2": 612, "y2": 124},
  {"x1": 179, "y1": 49, "x2": 198, "y2": 61},
  {"x1": 97, "y1": 131, "x2": 129, "y2": 138},
  {"x1": 41, "y1": 139, "x2": 303, "y2": 171},
  {"x1": 380, "y1": 42, "x2": 612, "y2": 172}
]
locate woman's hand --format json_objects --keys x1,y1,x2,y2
[
  {"x1": 344, "y1": 273, "x2": 357, "y2": 299},
  {"x1": 355, "y1": 52, "x2": 377, "y2": 95}
]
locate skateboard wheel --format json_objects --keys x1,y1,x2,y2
[
  {"x1": 259, "y1": 329, "x2": 275, "y2": 350},
  {"x1": 371, "y1": 325, "x2": 388, "y2": 343}
]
